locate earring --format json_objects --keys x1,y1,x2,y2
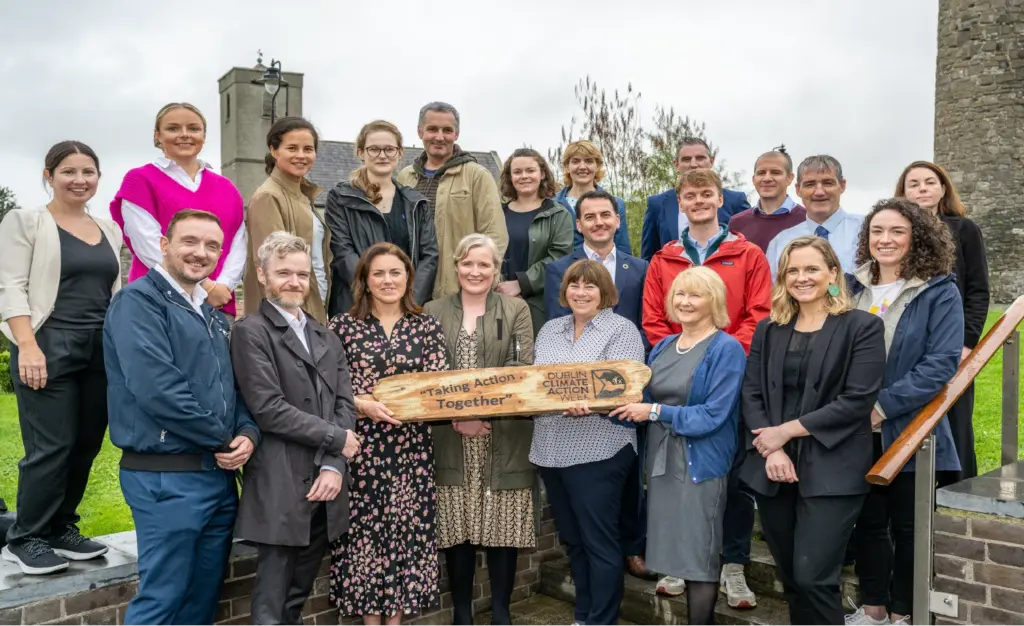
[{"x1": 827, "y1": 283, "x2": 841, "y2": 297}]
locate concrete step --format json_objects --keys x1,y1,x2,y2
[{"x1": 540, "y1": 556, "x2": 791, "y2": 625}]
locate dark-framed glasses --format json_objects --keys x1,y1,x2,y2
[{"x1": 366, "y1": 145, "x2": 400, "y2": 158}]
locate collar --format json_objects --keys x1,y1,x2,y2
[
  {"x1": 268, "y1": 300, "x2": 307, "y2": 329},
  {"x1": 154, "y1": 264, "x2": 208, "y2": 309},
  {"x1": 154, "y1": 155, "x2": 212, "y2": 172},
  {"x1": 583, "y1": 243, "x2": 616, "y2": 263},
  {"x1": 269, "y1": 167, "x2": 323, "y2": 203},
  {"x1": 754, "y1": 196, "x2": 796, "y2": 215},
  {"x1": 810, "y1": 207, "x2": 848, "y2": 232},
  {"x1": 559, "y1": 307, "x2": 614, "y2": 333}
]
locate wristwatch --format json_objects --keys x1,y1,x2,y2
[{"x1": 648, "y1": 404, "x2": 660, "y2": 422}]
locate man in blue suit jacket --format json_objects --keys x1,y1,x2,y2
[
  {"x1": 543, "y1": 190, "x2": 655, "y2": 581},
  {"x1": 641, "y1": 137, "x2": 751, "y2": 260}
]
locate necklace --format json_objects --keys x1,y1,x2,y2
[{"x1": 675, "y1": 327, "x2": 716, "y2": 354}]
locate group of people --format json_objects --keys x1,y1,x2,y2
[{"x1": 0, "y1": 97, "x2": 990, "y2": 626}]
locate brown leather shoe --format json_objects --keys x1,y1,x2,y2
[{"x1": 625, "y1": 555, "x2": 658, "y2": 581}]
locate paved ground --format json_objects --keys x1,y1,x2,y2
[{"x1": 478, "y1": 594, "x2": 636, "y2": 625}]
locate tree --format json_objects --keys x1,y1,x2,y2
[
  {"x1": 646, "y1": 105, "x2": 745, "y2": 193},
  {"x1": 0, "y1": 187, "x2": 19, "y2": 223}
]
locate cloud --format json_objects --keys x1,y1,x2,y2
[{"x1": 1, "y1": 0, "x2": 937, "y2": 219}]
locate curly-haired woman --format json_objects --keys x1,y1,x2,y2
[
  {"x1": 846, "y1": 198, "x2": 964, "y2": 626},
  {"x1": 496, "y1": 148, "x2": 573, "y2": 337},
  {"x1": 895, "y1": 161, "x2": 989, "y2": 485}
]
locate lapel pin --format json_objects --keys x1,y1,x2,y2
[{"x1": 623, "y1": 263, "x2": 629, "y2": 269}]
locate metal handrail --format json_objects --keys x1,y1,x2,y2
[{"x1": 866, "y1": 294, "x2": 1024, "y2": 485}]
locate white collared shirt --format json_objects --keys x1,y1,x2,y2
[
  {"x1": 154, "y1": 264, "x2": 208, "y2": 315},
  {"x1": 268, "y1": 301, "x2": 309, "y2": 352},
  {"x1": 584, "y1": 243, "x2": 618, "y2": 283},
  {"x1": 120, "y1": 157, "x2": 248, "y2": 291},
  {"x1": 765, "y1": 207, "x2": 865, "y2": 279}
]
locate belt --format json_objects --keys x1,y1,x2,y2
[{"x1": 120, "y1": 450, "x2": 219, "y2": 472}]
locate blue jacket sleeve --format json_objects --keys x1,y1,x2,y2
[
  {"x1": 656, "y1": 339, "x2": 745, "y2": 438},
  {"x1": 641, "y1": 195, "x2": 661, "y2": 261},
  {"x1": 106, "y1": 290, "x2": 229, "y2": 450},
  {"x1": 544, "y1": 259, "x2": 571, "y2": 321},
  {"x1": 614, "y1": 196, "x2": 633, "y2": 255},
  {"x1": 232, "y1": 391, "x2": 261, "y2": 446},
  {"x1": 877, "y1": 285, "x2": 964, "y2": 424}
]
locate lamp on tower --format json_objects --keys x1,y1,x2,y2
[{"x1": 253, "y1": 56, "x2": 289, "y2": 123}]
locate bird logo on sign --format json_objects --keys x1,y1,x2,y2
[{"x1": 592, "y1": 369, "x2": 627, "y2": 398}]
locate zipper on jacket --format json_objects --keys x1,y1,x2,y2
[{"x1": 166, "y1": 295, "x2": 228, "y2": 416}]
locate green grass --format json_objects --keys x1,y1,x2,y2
[{"x1": 0, "y1": 309, "x2": 1020, "y2": 538}]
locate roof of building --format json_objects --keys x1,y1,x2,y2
[{"x1": 307, "y1": 141, "x2": 503, "y2": 207}]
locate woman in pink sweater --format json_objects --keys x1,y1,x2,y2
[{"x1": 110, "y1": 102, "x2": 247, "y2": 317}]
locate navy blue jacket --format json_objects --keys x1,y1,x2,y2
[
  {"x1": 642, "y1": 331, "x2": 746, "y2": 482},
  {"x1": 640, "y1": 187, "x2": 750, "y2": 261},
  {"x1": 850, "y1": 274, "x2": 963, "y2": 473},
  {"x1": 104, "y1": 269, "x2": 260, "y2": 462},
  {"x1": 544, "y1": 247, "x2": 648, "y2": 341},
  {"x1": 554, "y1": 186, "x2": 633, "y2": 255}
]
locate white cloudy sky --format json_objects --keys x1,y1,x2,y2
[{"x1": 1, "y1": 0, "x2": 937, "y2": 219}]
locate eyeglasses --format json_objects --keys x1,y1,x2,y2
[{"x1": 365, "y1": 145, "x2": 400, "y2": 158}]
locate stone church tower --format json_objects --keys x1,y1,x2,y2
[
  {"x1": 217, "y1": 62, "x2": 305, "y2": 203},
  {"x1": 934, "y1": 0, "x2": 1024, "y2": 303}
]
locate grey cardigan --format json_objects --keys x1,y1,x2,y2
[{"x1": 0, "y1": 206, "x2": 123, "y2": 342}]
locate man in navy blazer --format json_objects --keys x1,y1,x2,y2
[
  {"x1": 641, "y1": 137, "x2": 751, "y2": 260},
  {"x1": 543, "y1": 190, "x2": 655, "y2": 581}
]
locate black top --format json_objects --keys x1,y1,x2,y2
[
  {"x1": 502, "y1": 204, "x2": 541, "y2": 281},
  {"x1": 46, "y1": 227, "x2": 119, "y2": 329},
  {"x1": 782, "y1": 330, "x2": 817, "y2": 463},
  {"x1": 940, "y1": 215, "x2": 990, "y2": 348},
  {"x1": 383, "y1": 203, "x2": 411, "y2": 258}
]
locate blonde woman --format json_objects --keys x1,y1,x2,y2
[
  {"x1": 325, "y1": 120, "x2": 438, "y2": 317},
  {"x1": 739, "y1": 236, "x2": 886, "y2": 625},
  {"x1": 554, "y1": 139, "x2": 632, "y2": 253},
  {"x1": 610, "y1": 267, "x2": 746, "y2": 625}
]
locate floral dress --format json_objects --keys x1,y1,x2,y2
[{"x1": 327, "y1": 312, "x2": 448, "y2": 617}]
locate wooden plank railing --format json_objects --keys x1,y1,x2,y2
[{"x1": 866, "y1": 295, "x2": 1024, "y2": 485}]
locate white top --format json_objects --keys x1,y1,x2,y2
[
  {"x1": 584, "y1": 243, "x2": 618, "y2": 283},
  {"x1": 154, "y1": 264, "x2": 208, "y2": 315},
  {"x1": 868, "y1": 280, "x2": 906, "y2": 320},
  {"x1": 268, "y1": 300, "x2": 308, "y2": 352},
  {"x1": 765, "y1": 208, "x2": 864, "y2": 280},
  {"x1": 120, "y1": 157, "x2": 248, "y2": 291},
  {"x1": 311, "y1": 215, "x2": 328, "y2": 300}
]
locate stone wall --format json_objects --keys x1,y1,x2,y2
[
  {"x1": 933, "y1": 0, "x2": 1024, "y2": 303},
  {"x1": 931, "y1": 508, "x2": 1024, "y2": 624},
  {"x1": 0, "y1": 504, "x2": 562, "y2": 625}
]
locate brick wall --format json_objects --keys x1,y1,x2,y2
[
  {"x1": 932, "y1": 508, "x2": 1024, "y2": 625},
  {"x1": 0, "y1": 504, "x2": 562, "y2": 625}
]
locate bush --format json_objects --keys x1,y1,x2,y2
[{"x1": 0, "y1": 352, "x2": 12, "y2": 394}]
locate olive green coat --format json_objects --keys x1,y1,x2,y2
[
  {"x1": 423, "y1": 291, "x2": 535, "y2": 491},
  {"x1": 506, "y1": 199, "x2": 574, "y2": 338}
]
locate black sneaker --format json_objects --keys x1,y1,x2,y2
[
  {"x1": 2, "y1": 538, "x2": 70, "y2": 575},
  {"x1": 47, "y1": 525, "x2": 108, "y2": 561}
]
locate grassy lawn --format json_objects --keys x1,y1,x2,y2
[{"x1": 0, "y1": 311, "x2": 1021, "y2": 538}]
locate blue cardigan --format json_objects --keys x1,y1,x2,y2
[
  {"x1": 555, "y1": 185, "x2": 633, "y2": 255},
  {"x1": 643, "y1": 331, "x2": 746, "y2": 482},
  {"x1": 850, "y1": 274, "x2": 964, "y2": 473}
]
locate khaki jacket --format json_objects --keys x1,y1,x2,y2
[
  {"x1": 423, "y1": 291, "x2": 536, "y2": 491},
  {"x1": 397, "y1": 161, "x2": 507, "y2": 299},
  {"x1": 0, "y1": 207, "x2": 123, "y2": 342},
  {"x1": 243, "y1": 169, "x2": 330, "y2": 323}
]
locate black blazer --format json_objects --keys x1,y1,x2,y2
[
  {"x1": 739, "y1": 310, "x2": 886, "y2": 498},
  {"x1": 940, "y1": 215, "x2": 989, "y2": 349}
]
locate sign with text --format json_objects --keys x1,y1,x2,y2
[{"x1": 372, "y1": 360, "x2": 652, "y2": 422}]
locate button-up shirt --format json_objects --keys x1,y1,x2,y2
[
  {"x1": 753, "y1": 196, "x2": 797, "y2": 216},
  {"x1": 683, "y1": 226, "x2": 729, "y2": 265},
  {"x1": 529, "y1": 308, "x2": 646, "y2": 468},
  {"x1": 154, "y1": 264, "x2": 207, "y2": 315},
  {"x1": 766, "y1": 208, "x2": 864, "y2": 279},
  {"x1": 583, "y1": 243, "x2": 617, "y2": 283}
]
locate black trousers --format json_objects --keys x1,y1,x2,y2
[
  {"x1": 756, "y1": 484, "x2": 865, "y2": 625},
  {"x1": 444, "y1": 542, "x2": 518, "y2": 625},
  {"x1": 251, "y1": 505, "x2": 330, "y2": 625},
  {"x1": 855, "y1": 435, "x2": 917, "y2": 616},
  {"x1": 722, "y1": 448, "x2": 756, "y2": 566},
  {"x1": 938, "y1": 383, "x2": 977, "y2": 487},
  {"x1": 7, "y1": 326, "x2": 108, "y2": 544},
  {"x1": 541, "y1": 444, "x2": 633, "y2": 626},
  {"x1": 619, "y1": 425, "x2": 646, "y2": 558}
]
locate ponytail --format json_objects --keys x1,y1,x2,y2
[
  {"x1": 264, "y1": 152, "x2": 276, "y2": 175},
  {"x1": 349, "y1": 167, "x2": 383, "y2": 205}
]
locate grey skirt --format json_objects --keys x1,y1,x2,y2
[{"x1": 645, "y1": 432, "x2": 728, "y2": 583}]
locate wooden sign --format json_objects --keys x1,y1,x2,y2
[{"x1": 372, "y1": 360, "x2": 652, "y2": 422}]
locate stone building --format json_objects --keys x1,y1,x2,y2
[{"x1": 934, "y1": 0, "x2": 1024, "y2": 303}]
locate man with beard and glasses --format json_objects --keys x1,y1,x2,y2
[
  {"x1": 230, "y1": 232, "x2": 362, "y2": 624},
  {"x1": 397, "y1": 101, "x2": 508, "y2": 299},
  {"x1": 104, "y1": 209, "x2": 260, "y2": 625}
]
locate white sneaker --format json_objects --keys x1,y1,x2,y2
[
  {"x1": 892, "y1": 616, "x2": 911, "y2": 625},
  {"x1": 845, "y1": 605, "x2": 892, "y2": 625},
  {"x1": 719, "y1": 563, "x2": 757, "y2": 609},
  {"x1": 656, "y1": 575, "x2": 686, "y2": 596}
]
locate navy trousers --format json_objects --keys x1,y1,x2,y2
[
  {"x1": 619, "y1": 425, "x2": 647, "y2": 558},
  {"x1": 120, "y1": 468, "x2": 238, "y2": 625},
  {"x1": 541, "y1": 445, "x2": 634, "y2": 626}
]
